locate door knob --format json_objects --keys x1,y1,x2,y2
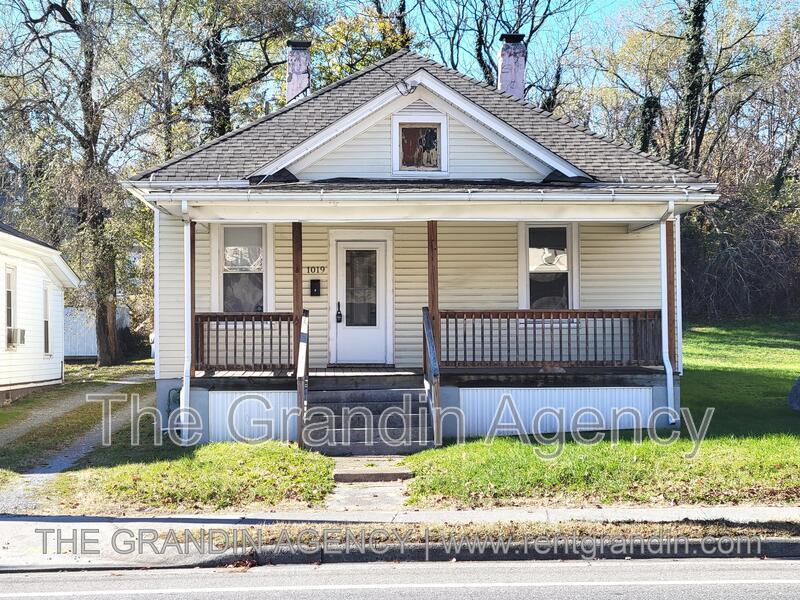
[{"x1": 336, "y1": 301, "x2": 343, "y2": 323}]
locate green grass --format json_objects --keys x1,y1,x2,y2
[
  {"x1": 65, "y1": 359, "x2": 154, "y2": 384},
  {"x1": 404, "y1": 319, "x2": 800, "y2": 507},
  {"x1": 51, "y1": 416, "x2": 335, "y2": 513},
  {"x1": 0, "y1": 359, "x2": 153, "y2": 431}
]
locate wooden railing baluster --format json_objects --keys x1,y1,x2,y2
[{"x1": 431, "y1": 309, "x2": 662, "y2": 369}]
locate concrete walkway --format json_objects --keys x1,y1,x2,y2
[{"x1": 0, "y1": 376, "x2": 150, "y2": 447}]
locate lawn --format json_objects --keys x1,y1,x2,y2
[
  {"x1": 49, "y1": 416, "x2": 335, "y2": 513},
  {"x1": 0, "y1": 359, "x2": 153, "y2": 431},
  {"x1": 404, "y1": 320, "x2": 800, "y2": 507}
]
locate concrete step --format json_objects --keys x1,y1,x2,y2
[
  {"x1": 305, "y1": 411, "x2": 428, "y2": 429},
  {"x1": 306, "y1": 426, "x2": 432, "y2": 444},
  {"x1": 305, "y1": 400, "x2": 427, "y2": 415},
  {"x1": 307, "y1": 388, "x2": 427, "y2": 405},
  {"x1": 333, "y1": 456, "x2": 413, "y2": 483},
  {"x1": 308, "y1": 375, "x2": 423, "y2": 392},
  {"x1": 309, "y1": 439, "x2": 435, "y2": 456}
]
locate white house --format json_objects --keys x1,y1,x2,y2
[
  {"x1": 125, "y1": 38, "x2": 718, "y2": 453},
  {"x1": 0, "y1": 222, "x2": 80, "y2": 399}
]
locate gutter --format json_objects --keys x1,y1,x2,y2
[
  {"x1": 143, "y1": 190, "x2": 719, "y2": 204},
  {"x1": 659, "y1": 200, "x2": 677, "y2": 424}
]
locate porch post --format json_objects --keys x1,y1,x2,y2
[
  {"x1": 427, "y1": 220, "x2": 440, "y2": 357},
  {"x1": 181, "y1": 211, "x2": 192, "y2": 440},
  {"x1": 190, "y1": 222, "x2": 196, "y2": 373},
  {"x1": 292, "y1": 222, "x2": 303, "y2": 365}
]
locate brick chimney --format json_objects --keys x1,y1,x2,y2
[
  {"x1": 286, "y1": 40, "x2": 311, "y2": 103},
  {"x1": 497, "y1": 33, "x2": 527, "y2": 100}
]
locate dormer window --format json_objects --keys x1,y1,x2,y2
[{"x1": 391, "y1": 113, "x2": 448, "y2": 176}]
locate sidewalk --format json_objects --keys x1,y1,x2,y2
[{"x1": 1, "y1": 505, "x2": 798, "y2": 571}]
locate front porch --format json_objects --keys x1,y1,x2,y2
[
  {"x1": 183, "y1": 217, "x2": 677, "y2": 379},
  {"x1": 164, "y1": 215, "x2": 679, "y2": 450}
]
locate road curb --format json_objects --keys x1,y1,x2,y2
[{"x1": 3, "y1": 537, "x2": 798, "y2": 572}]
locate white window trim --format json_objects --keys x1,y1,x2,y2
[
  {"x1": 43, "y1": 283, "x2": 52, "y2": 357},
  {"x1": 211, "y1": 224, "x2": 275, "y2": 313},
  {"x1": 5, "y1": 265, "x2": 17, "y2": 351},
  {"x1": 518, "y1": 223, "x2": 580, "y2": 310},
  {"x1": 391, "y1": 113, "x2": 449, "y2": 177}
]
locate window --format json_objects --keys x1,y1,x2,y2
[
  {"x1": 400, "y1": 124, "x2": 441, "y2": 170},
  {"x1": 43, "y1": 285, "x2": 50, "y2": 354},
  {"x1": 222, "y1": 226, "x2": 265, "y2": 312},
  {"x1": 391, "y1": 113, "x2": 448, "y2": 175},
  {"x1": 526, "y1": 226, "x2": 570, "y2": 310},
  {"x1": 5, "y1": 267, "x2": 16, "y2": 348}
]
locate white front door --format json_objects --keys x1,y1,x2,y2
[{"x1": 333, "y1": 240, "x2": 388, "y2": 364}]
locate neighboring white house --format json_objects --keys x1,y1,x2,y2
[
  {"x1": 125, "y1": 39, "x2": 718, "y2": 452},
  {"x1": 0, "y1": 222, "x2": 80, "y2": 398}
]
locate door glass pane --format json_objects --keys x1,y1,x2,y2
[{"x1": 345, "y1": 249, "x2": 377, "y2": 326}]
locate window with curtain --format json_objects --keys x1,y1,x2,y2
[
  {"x1": 5, "y1": 267, "x2": 15, "y2": 348},
  {"x1": 223, "y1": 226, "x2": 264, "y2": 312},
  {"x1": 400, "y1": 123, "x2": 441, "y2": 170},
  {"x1": 528, "y1": 227, "x2": 569, "y2": 309}
]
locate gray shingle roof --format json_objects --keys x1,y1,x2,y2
[
  {"x1": 133, "y1": 50, "x2": 707, "y2": 184},
  {"x1": 0, "y1": 221, "x2": 56, "y2": 250}
]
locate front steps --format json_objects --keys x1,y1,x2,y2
[
  {"x1": 303, "y1": 387, "x2": 434, "y2": 456},
  {"x1": 333, "y1": 456, "x2": 413, "y2": 483}
]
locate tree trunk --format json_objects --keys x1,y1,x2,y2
[
  {"x1": 673, "y1": 0, "x2": 708, "y2": 168},
  {"x1": 92, "y1": 224, "x2": 121, "y2": 366},
  {"x1": 204, "y1": 29, "x2": 233, "y2": 138},
  {"x1": 638, "y1": 95, "x2": 661, "y2": 153}
]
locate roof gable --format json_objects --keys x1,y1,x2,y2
[
  {"x1": 132, "y1": 50, "x2": 707, "y2": 184},
  {"x1": 259, "y1": 73, "x2": 573, "y2": 182},
  {"x1": 293, "y1": 99, "x2": 547, "y2": 182}
]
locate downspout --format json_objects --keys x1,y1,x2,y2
[
  {"x1": 181, "y1": 199, "x2": 191, "y2": 440},
  {"x1": 659, "y1": 200, "x2": 676, "y2": 424}
]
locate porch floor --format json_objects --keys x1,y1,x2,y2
[
  {"x1": 194, "y1": 366, "x2": 421, "y2": 378},
  {"x1": 191, "y1": 365, "x2": 665, "y2": 393}
]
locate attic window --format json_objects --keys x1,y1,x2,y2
[
  {"x1": 400, "y1": 124, "x2": 440, "y2": 170},
  {"x1": 391, "y1": 113, "x2": 448, "y2": 176}
]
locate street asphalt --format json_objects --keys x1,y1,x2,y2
[{"x1": 1, "y1": 558, "x2": 799, "y2": 599}]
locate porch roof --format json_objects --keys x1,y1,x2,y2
[{"x1": 133, "y1": 178, "x2": 717, "y2": 223}]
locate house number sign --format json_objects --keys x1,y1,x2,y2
[{"x1": 306, "y1": 266, "x2": 326, "y2": 274}]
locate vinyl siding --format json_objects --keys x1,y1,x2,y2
[
  {"x1": 156, "y1": 219, "x2": 665, "y2": 376},
  {"x1": 295, "y1": 106, "x2": 543, "y2": 181},
  {"x1": 579, "y1": 224, "x2": 661, "y2": 309},
  {"x1": 157, "y1": 214, "x2": 185, "y2": 378},
  {"x1": 0, "y1": 253, "x2": 65, "y2": 390}
]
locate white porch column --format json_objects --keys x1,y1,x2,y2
[
  {"x1": 181, "y1": 206, "x2": 192, "y2": 439},
  {"x1": 659, "y1": 219, "x2": 676, "y2": 423}
]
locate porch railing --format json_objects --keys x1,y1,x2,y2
[
  {"x1": 422, "y1": 307, "x2": 442, "y2": 446},
  {"x1": 194, "y1": 312, "x2": 295, "y2": 372},
  {"x1": 296, "y1": 309, "x2": 310, "y2": 446},
  {"x1": 437, "y1": 309, "x2": 662, "y2": 368}
]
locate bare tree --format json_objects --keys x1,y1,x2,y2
[{"x1": 0, "y1": 0, "x2": 157, "y2": 364}]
